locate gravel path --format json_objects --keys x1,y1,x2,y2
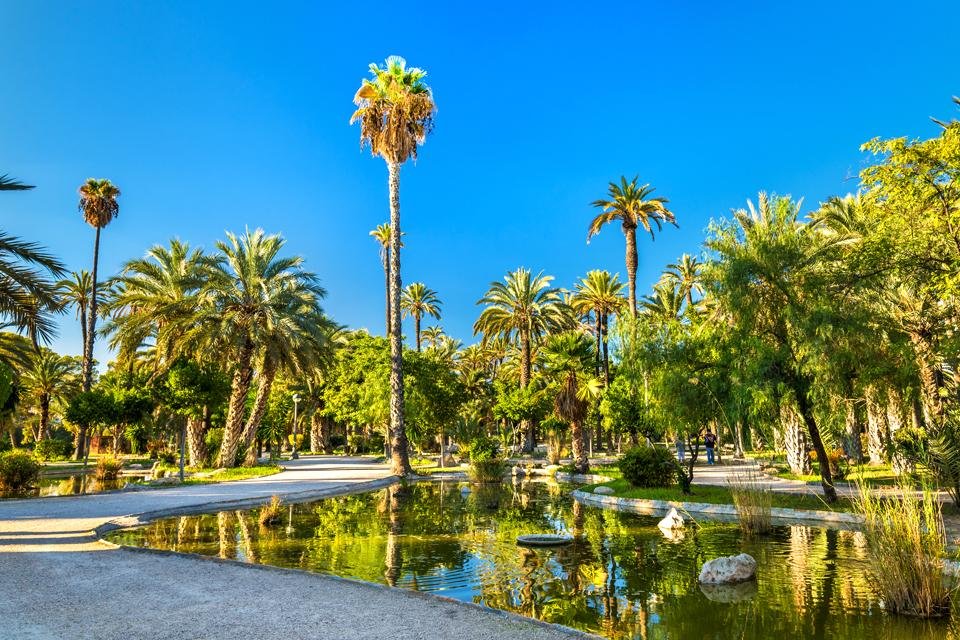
[{"x1": 0, "y1": 456, "x2": 593, "y2": 639}]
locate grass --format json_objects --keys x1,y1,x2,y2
[
  {"x1": 728, "y1": 470, "x2": 774, "y2": 535},
  {"x1": 855, "y1": 482, "x2": 955, "y2": 617},
  {"x1": 583, "y1": 478, "x2": 856, "y2": 512},
  {"x1": 763, "y1": 460, "x2": 932, "y2": 489},
  {"x1": 149, "y1": 463, "x2": 281, "y2": 486},
  {"x1": 258, "y1": 495, "x2": 284, "y2": 526}
]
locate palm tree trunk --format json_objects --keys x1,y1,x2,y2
[
  {"x1": 624, "y1": 226, "x2": 639, "y2": 316},
  {"x1": 520, "y1": 327, "x2": 534, "y2": 453},
  {"x1": 571, "y1": 419, "x2": 588, "y2": 474},
  {"x1": 310, "y1": 410, "x2": 322, "y2": 453},
  {"x1": 75, "y1": 226, "x2": 101, "y2": 460},
  {"x1": 387, "y1": 161, "x2": 412, "y2": 476},
  {"x1": 865, "y1": 386, "x2": 887, "y2": 464},
  {"x1": 186, "y1": 415, "x2": 207, "y2": 468},
  {"x1": 218, "y1": 338, "x2": 255, "y2": 467},
  {"x1": 38, "y1": 394, "x2": 50, "y2": 441},
  {"x1": 383, "y1": 255, "x2": 391, "y2": 336},
  {"x1": 593, "y1": 312, "x2": 602, "y2": 378},
  {"x1": 601, "y1": 313, "x2": 611, "y2": 387},
  {"x1": 241, "y1": 363, "x2": 276, "y2": 466},
  {"x1": 415, "y1": 313, "x2": 421, "y2": 352}
]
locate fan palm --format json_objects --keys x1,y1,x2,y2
[
  {"x1": 193, "y1": 229, "x2": 326, "y2": 467},
  {"x1": 21, "y1": 349, "x2": 81, "y2": 441},
  {"x1": 401, "y1": 282, "x2": 441, "y2": 351},
  {"x1": 542, "y1": 332, "x2": 601, "y2": 473},
  {"x1": 572, "y1": 270, "x2": 625, "y2": 386},
  {"x1": 352, "y1": 55, "x2": 436, "y2": 476},
  {"x1": 77, "y1": 178, "x2": 120, "y2": 397},
  {"x1": 475, "y1": 268, "x2": 572, "y2": 451},
  {"x1": 588, "y1": 176, "x2": 677, "y2": 315}
]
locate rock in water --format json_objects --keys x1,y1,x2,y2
[
  {"x1": 593, "y1": 486, "x2": 615, "y2": 495},
  {"x1": 698, "y1": 554, "x2": 757, "y2": 584},
  {"x1": 657, "y1": 508, "x2": 685, "y2": 530}
]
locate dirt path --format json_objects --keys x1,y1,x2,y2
[{"x1": 0, "y1": 456, "x2": 593, "y2": 640}]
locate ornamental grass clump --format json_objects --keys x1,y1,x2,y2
[
  {"x1": 854, "y1": 482, "x2": 955, "y2": 617},
  {"x1": 96, "y1": 456, "x2": 123, "y2": 481},
  {"x1": 259, "y1": 495, "x2": 284, "y2": 527},
  {"x1": 0, "y1": 450, "x2": 41, "y2": 493},
  {"x1": 727, "y1": 471, "x2": 773, "y2": 536}
]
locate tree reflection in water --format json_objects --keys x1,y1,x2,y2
[{"x1": 110, "y1": 481, "x2": 957, "y2": 640}]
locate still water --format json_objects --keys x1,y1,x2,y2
[{"x1": 108, "y1": 480, "x2": 956, "y2": 639}]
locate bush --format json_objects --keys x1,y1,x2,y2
[
  {"x1": 96, "y1": 456, "x2": 124, "y2": 481},
  {"x1": 33, "y1": 438, "x2": 72, "y2": 461},
  {"x1": 618, "y1": 446, "x2": 680, "y2": 488},
  {"x1": 0, "y1": 450, "x2": 42, "y2": 492},
  {"x1": 465, "y1": 436, "x2": 504, "y2": 483}
]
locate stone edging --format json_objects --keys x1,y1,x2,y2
[
  {"x1": 94, "y1": 473, "x2": 601, "y2": 640},
  {"x1": 570, "y1": 489, "x2": 864, "y2": 527}
]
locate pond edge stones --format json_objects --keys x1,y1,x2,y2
[
  {"x1": 593, "y1": 486, "x2": 615, "y2": 495},
  {"x1": 698, "y1": 553, "x2": 758, "y2": 584}
]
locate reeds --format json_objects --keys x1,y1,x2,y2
[
  {"x1": 258, "y1": 494, "x2": 284, "y2": 527},
  {"x1": 95, "y1": 456, "x2": 124, "y2": 481},
  {"x1": 854, "y1": 482, "x2": 955, "y2": 618},
  {"x1": 728, "y1": 471, "x2": 773, "y2": 536}
]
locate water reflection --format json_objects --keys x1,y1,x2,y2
[{"x1": 108, "y1": 480, "x2": 957, "y2": 640}]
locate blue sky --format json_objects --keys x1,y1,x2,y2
[{"x1": 2, "y1": 1, "x2": 959, "y2": 364}]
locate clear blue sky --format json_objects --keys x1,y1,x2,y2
[{"x1": 3, "y1": 1, "x2": 959, "y2": 364}]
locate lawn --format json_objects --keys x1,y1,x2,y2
[{"x1": 148, "y1": 464, "x2": 282, "y2": 485}]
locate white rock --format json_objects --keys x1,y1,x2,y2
[
  {"x1": 698, "y1": 554, "x2": 758, "y2": 584},
  {"x1": 593, "y1": 486, "x2": 615, "y2": 495},
  {"x1": 657, "y1": 508, "x2": 685, "y2": 530}
]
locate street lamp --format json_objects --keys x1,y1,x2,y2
[{"x1": 291, "y1": 393, "x2": 301, "y2": 460}]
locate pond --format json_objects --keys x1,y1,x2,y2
[
  {"x1": 107, "y1": 479, "x2": 957, "y2": 639},
  {"x1": 1, "y1": 473, "x2": 128, "y2": 499}
]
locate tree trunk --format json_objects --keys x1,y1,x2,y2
[
  {"x1": 218, "y1": 338, "x2": 255, "y2": 467},
  {"x1": 624, "y1": 225, "x2": 639, "y2": 316},
  {"x1": 310, "y1": 411, "x2": 322, "y2": 453},
  {"x1": 571, "y1": 419, "x2": 588, "y2": 474},
  {"x1": 864, "y1": 386, "x2": 887, "y2": 465},
  {"x1": 886, "y1": 388, "x2": 913, "y2": 475},
  {"x1": 519, "y1": 328, "x2": 534, "y2": 453},
  {"x1": 593, "y1": 312, "x2": 602, "y2": 378},
  {"x1": 75, "y1": 226, "x2": 102, "y2": 460},
  {"x1": 415, "y1": 313, "x2": 421, "y2": 352},
  {"x1": 782, "y1": 403, "x2": 811, "y2": 475},
  {"x1": 383, "y1": 255, "x2": 391, "y2": 336},
  {"x1": 242, "y1": 364, "x2": 276, "y2": 466},
  {"x1": 842, "y1": 400, "x2": 864, "y2": 463},
  {"x1": 387, "y1": 161, "x2": 412, "y2": 476},
  {"x1": 601, "y1": 313, "x2": 611, "y2": 387},
  {"x1": 794, "y1": 385, "x2": 837, "y2": 503},
  {"x1": 186, "y1": 415, "x2": 207, "y2": 468},
  {"x1": 910, "y1": 333, "x2": 944, "y2": 427},
  {"x1": 37, "y1": 394, "x2": 50, "y2": 441}
]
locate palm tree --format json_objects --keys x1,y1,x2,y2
[
  {"x1": 543, "y1": 332, "x2": 600, "y2": 474},
  {"x1": 352, "y1": 55, "x2": 436, "y2": 476},
  {"x1": 369, "y1": 223, "x2": 403, "y2": 336},
  {"x1": 663, "y1": 254, "x2": 703, "y2": 308},
  {"x1": 21, "y1": 349, "x2": 81, "y2": 441},
  {"x1": 401, "y1": 282, "x2": 441, "y2": 351},
  {"x1": 77, "y1": 178, "x2": 120, "y2": 399},
  {"x1": 195, "y1": 230, "x2": 326, "y2": 468},
  {"x1": 588, "y1": 176, "x2": 676, "y2": 315},
  {"x1": 641, "y1": 281, "x2": 686, "y2": 322},
  {"x1": 56, "y1": 271, "x2": 94, "y2": 356},
  {"x1": 571, "y1": 270, "x2": 625, "y2": 386},
  {"x1": 0, "y1": 233, "x2": 65, "y2": 346},
  {"x1": 475, "y1": 268, "x2": 572, "y2": 451},
  {"x1": 420, "y1": 325, "x2": 445, "y2": 350},
  {"x1": 0, "y1": 174, "x2": 34, "y2": 191}
]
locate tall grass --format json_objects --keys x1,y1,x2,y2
[
  {"x1": 95, "y1": 456, "x2": 124, "y2": 481},
  {"x1": 727, "y1": 471, "x2": 773, "y2": 536},
  {"x1": 854, "y1": 482, "x2": 954, "y2": 617},
  {"x1": 258, "y1": 495, "x2": 284, "y2": 527}
]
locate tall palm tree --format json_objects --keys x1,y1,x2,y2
[
  {"x1": 663, "y1": 254, "x2": 703, "y2": 308},
  {"x1": 77, "y1": 178, "x2": 120, "y2": 400},
  {"x1": 571, "y1": 270, "x2": 625, "y2": 386},
  {"x1": 21, "y1": 349, "x2": 81, "y2": 441},
  {"x1": 0, "y1": 233, "x2": 64, "y2": 346},
  {"x1": 0, "y1": 174, "x2": 34, "y2": 191},
  {"x1": 352, "y1": 55, "x2": 436, "y2": 476},
  {"x1": 475, "y1": 268, "x2": 572, "y2": 451},
  {"x1": 543, "y1": 332, "x2": 600, "y2": 474},
  {"x1": 401, "y1": 282, "x2": 441, "y2": 351},
  {"x1": 193, "y1": 229, "x2": 326, "y2": 468},
  {"x1": 588, "y1": 176, "x2": 677, "y2": 316}
]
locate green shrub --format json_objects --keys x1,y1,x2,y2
[
  {"x1": 618, "y1": 446, "x2": 680, "y2": 488},
  {"x1": 33, "y1": 438, "x2": 72, "y2": 461},
  {"x1": 0, "y1": 450, "x2": 42, "y2": 492},
  {"x1": 204, "y1": 428, "x2": 224, "y2": 465},
  {"x1": 465, "y1": 436, "x2": 504, "y2": 483},
  {"x1": 96, "y1": 456, "x2": 124, "y2": 481}
]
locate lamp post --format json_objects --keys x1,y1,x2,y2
[{"x1": 291, "y1": 393, "x2": 301, "y2": 460}]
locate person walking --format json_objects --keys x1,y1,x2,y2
[
  {"x1": 704, "y1": 429, "x2": 717, "y2": 465},
  {"x1": 675, "y1": 433, "x2": 685, "y2": 463}
]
